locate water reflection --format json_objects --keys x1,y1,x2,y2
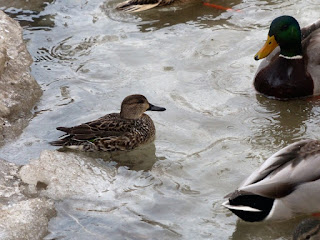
[
  {"x1": 102, "y1": 0, "x2": 244, "y2": 32},
  {"x1": 231, "y1": 217, "x2": 305, "y2": 240},
  {"x1": 0, "y1": 0, "x2": 54, "y2": 11},
  {"x1": 1, "y1": 0, "x2": 55, "y2": 29},
  {"x1": 248, "y1": 94, "x2": 316, "y2": 151},
  {"x1": 1, "y1": 0, "x2": 320, "y2": 239},
  {"x1": 59, "y1": 143, "x2": 159, "y2": 171}
]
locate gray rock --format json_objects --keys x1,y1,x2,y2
[
  {"x1": 0, "y1": 198, "x2": 55, "y2": 240},
  {"x1": 0, "y1": 10, "x2": 42, "y2": 145},
  {"x1": 19, "y1": 150, "x2": 116, "y2": 200},
  {"x1": 0, "y1": 158, "x2": 55, "y2": 240},
  {"x1": 0, "y1": 158, "x2": 25, "y2": 205}
]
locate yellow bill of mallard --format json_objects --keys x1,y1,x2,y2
[{"x1": 254, "y1": 35, "x2": 278, "y2": 60}]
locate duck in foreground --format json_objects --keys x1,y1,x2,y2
[
  {"x1": 222, "y1": 139, "x2": 320, "y2": 222},
  {"x1": 116, "y1": 0, "x2": 190, "y2": 12},
  {"x1": 254, "y1": 16, "x2": 320, "y2": 99},
  {"x1": 293, "y1": 219, "x2": 320, "y2": 240},
  {"x1": 50, "y1": 94, "x2": 166, "y2": 152}
]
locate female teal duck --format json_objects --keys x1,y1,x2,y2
[
  {"x1": 222, "y1": 139, "x2": 320, "y2": 222},
  {"x1": 293, "y1": 219, "x2": 320, "y2": 240},
  {"x1": 50, "y1": 94, "x2": 166, "y2": 151},
  {"x1": 254, "y1": 16, "x2": 320, "y2": 99},
  {"x1": 116, "y1": 0, "x2": 190, "y2": 12}
]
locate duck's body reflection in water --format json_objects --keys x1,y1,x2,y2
[{"x1": 59, "y1": 143, "x2": 159, "y2": 171}]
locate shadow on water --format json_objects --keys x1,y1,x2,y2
[
  {"x1": 102, "y1": 0, "x2": 244, "y2": 32},
  {"x1": 58, "y1": 143, "x2": 161, "y2": 171}
]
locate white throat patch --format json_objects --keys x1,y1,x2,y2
[{"x1": 279, "y1": 54, "x2": 303, "y2": 59}]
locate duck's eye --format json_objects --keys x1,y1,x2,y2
[
  {"x1": 281, "y1": 24, "x2": 289, "y2": 31},
  {"x1": 306, "y1": 235, "x2": 311, "y2": 239}
]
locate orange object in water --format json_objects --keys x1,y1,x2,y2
[
  {"x1": 312, "y1": 213, "x2": 320, "y2": 217},
  {"x1": 203, "y1": 2, "x2": 241, "y2": 12}
]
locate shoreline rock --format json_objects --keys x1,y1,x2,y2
[
  {"x1": 0, "y1": 11, "x2": 51, "y2": 239},
  {"x1": 0, "y1": 158, "x2": 55, "y2": 240},
  {"x1": 0, "y1": 10, "x2": 42, "y2": 146}
]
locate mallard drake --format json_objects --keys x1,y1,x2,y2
[
  {"x1": 254, "y1": 16, "x2": 320, "y2": 99},
  {"x1": 116, "y1": 0, "x2": 188, "y2": 12},
  {"x1": 293, "y1": 219, "x2": 320, "y2": 240},
  {"x1": 222, "y1": 139, "x2": 320, "y2": 222},
  {"x1": 50, "y1": 94, "x2": 166, "y2": 151}
]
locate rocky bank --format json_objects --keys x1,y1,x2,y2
[
  {"x1": 0, "y1": 10, "x2": 42, "y2": 146},
  {"x1": 0, "y1": 10, "x2": 55, "y2": 240}
]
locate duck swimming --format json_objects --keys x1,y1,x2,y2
[
  {"x1": 254, "y1": 16, "x2": 320, "y2": 99},
  {"x1": 222, "y1": 139, "x2": 320, "y2": 222},
  {"x1": 116, "y1": 0, "x2": 191, "y2": 12},
  {"x1": 50, "y1": 94, "x2": 166, "y2": 152}
]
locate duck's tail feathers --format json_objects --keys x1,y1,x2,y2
[
  {"x1": 50, "y1": 132, "x2": 73, "y2": 146},
  {"x1": 116, "y1": 0, "x2": 161, "y2": 12},
  {"x1": 222, "y1": 191, "x2": 274, "y2": 222},
  {"x1": 56, "y1": 127, "x2": 71, "y2": 133},
  {"x1": 49, "y1": 139, "x2": 68, "y2": 146}
]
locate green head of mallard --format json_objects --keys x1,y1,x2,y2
[
  {"x1": 254, "y1": 15, "x2": 302, "y2": 60},
  {"x1": 120, "y1": 94, "x2": 166, "y2": 120}
]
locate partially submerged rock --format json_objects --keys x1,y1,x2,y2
[
  {"x1": 0, "y1": 158, "x2": 24, "y2": 205},
  {"x1": 19, "y1": 150, "x2": 117, "y2": 200},
  {"x1": 0, "y1": 198, "x2": 55, "y2": 240},
  {"x1": 0, "y1": 10, "x2": 42, "y2": 145},
  {"x1": 0, "y1": 158, "x2": 55, "y2": 240}
]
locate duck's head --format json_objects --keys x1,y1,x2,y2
[
  {"x1": 254, "y1": 15, "x2": 302, "y2": 60},
  {"x1": 120, "y1": 94, "x2": 166, "y2": 119},
  {"x1": 293, "y1": 219, "x2": 320, "y2": 240}
]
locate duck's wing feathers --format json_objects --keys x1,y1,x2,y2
[
  {"x1": 237, "y1": 139, "x2": 320, "y2": 199},
  {"x1": 301, "y1": 18, "x2": 320, "y2": 40},
  {"x1": 116, "y1": 0, "x2": 162, "y2": 12},
  {"x1": 303, "y1": 22, "x2": 320, "y2": 95},
  {"x1": 55, "y1": 113, "x2": 131, "y2": 140}
]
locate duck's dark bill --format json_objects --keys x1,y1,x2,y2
[{"x1": 148, "y1": 104, "x2": 166, "y2": 111}]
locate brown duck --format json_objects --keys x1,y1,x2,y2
[{"x1": 50, "y1": 94, "x2": 166, "y2": 151}]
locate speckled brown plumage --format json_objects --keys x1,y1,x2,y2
[{"x1": 50, "y1": 95, "x2": 166, "y2": 152}]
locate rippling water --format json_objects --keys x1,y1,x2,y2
[{"x1": 1, "y1": 0, "x2": 320, "y2": 239}]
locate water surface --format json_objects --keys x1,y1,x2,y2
[{"x1": 1, "y1": 0, "x2": 320, "y2": 239}]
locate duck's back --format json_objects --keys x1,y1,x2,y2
[
  {"x1": 303, "y1": 27, "x2": 320, "y2": 96},
  {"x1": 92, "y1": 113, "x2": 156, "y2": 151},
  {"x1": 51, "y1": 113, "x2": 156, "y2": 151}
]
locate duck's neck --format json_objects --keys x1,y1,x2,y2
[
  {"x1": 279, "y1": 41, "x2": 303, "y2": 58},
  {"x1": 279, "y1": 54, "x2": 303, "y2": 59},
  {"x1": 120, "y1": 111, "x2": 142, "y2": 120}
]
